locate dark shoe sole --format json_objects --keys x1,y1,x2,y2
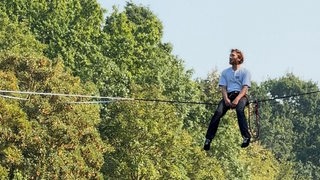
[
  {"x1": 241, "y1": 143, "x2": 250, "y2": 148},
  {"x1": 204, "y1": 144, "x2": 210, "y2": 151},
  {"x1": 203, "y1": 139, "x2": 211, "y2": 151}
]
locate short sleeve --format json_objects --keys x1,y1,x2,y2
[
  {"x1": 219, "y1": 70, "x2": 227, "y2": 87},
  {"x1": 242, "y1": 69, "x2": 251, "y2": 87}
]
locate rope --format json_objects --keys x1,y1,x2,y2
[
  {"x1": 248, "y1": 102, "x2": 252, "y2": 137},
  {"x1": 0, "y1": 94, "x2": 28, "y2": 101},
  {"x1": 1, "y1": 89, "x2": 319, "y2": 105},
  {"x1": 1, "y1": 89, "x2": 318, "y2": 141},
  {"x1": 0, "y1": 89, "x2": 133, "y2": 101},
  {"x1": 0, "y1": 89, "x2": 217, "y2": 105},
  {"x1": 134, "y1": 98, "x2": 216, "y2": 105},
  {"x1": 252, "y1": 90, "x2": 320, "y2": 103},
  {"x1": 254, "y1": 101, "x2": 261, "y2": 140},
  {"x1": 67, "y1": 100, "x2": 115, "y2": 104},
  {"x1": 1, "y1": 89, "x2": 318, "y2": 145},
  {"x1": 247, "y1": 90, "x2": 320, "y2": 142},
  {"x1": 247, "y1": 100, "x2": 261, "y2": 142}
]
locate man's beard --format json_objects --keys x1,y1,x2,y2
[{"x1": 229, "y1": 58, "x2": 239, "y2": 65}]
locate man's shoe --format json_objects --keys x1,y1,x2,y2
[
  {"x1": 203, "y1": 139, "x2": 211, "y2": 151},
  {"x1": 241, "y1": 137, "x2": 250, "y2": 148}
]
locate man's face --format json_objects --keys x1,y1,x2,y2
[{"x1": 229, "y1": 52, "x2": 240, "y2": 65}]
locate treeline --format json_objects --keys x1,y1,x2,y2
[{"x1": 0, "y1": 1, "x2": 319, "y2": 179}]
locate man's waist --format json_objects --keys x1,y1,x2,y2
[
  {"x1": 227, "y1": 91, "x2": 240, "y2": 95},
  {"x1": 227, "y1": 91, "x2": 241, "y2": 100}
]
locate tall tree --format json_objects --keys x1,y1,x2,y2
[
  {"x1": 0, "y1": 53, "x2": 110, "y2": 179},
  {"x1": 0, "y1": 0, "x2": 110, "y2": 82},
  {"x1": 0, "y1": 6, "x2": 112, "y2": 178},
  {"x1": 99, "y1": 84, "x2": 225, "y2": 179},
  {"x1": 0, "y1": 11, "x2": 45, "y2": 55},
  {"x1": 102, "y1": 3, "x2": 202, "y2": 131},
  {"x1": 261, "y1": 73, "x2": 320, "y2": 179}
]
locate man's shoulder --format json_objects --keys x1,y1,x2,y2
[
  {"x1": 222, "y1": 67, "x2": 232, "y2": 73},
  {"x1": 239, "y1": 67, "x2": 250, "y2": 73}
]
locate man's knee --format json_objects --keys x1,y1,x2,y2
[
  {"x1": 235, "y1": 106, "x2": 245, "y2": 114},
  {"x1": 212, "y1": 111, "x2": 222, "y2": 119}
]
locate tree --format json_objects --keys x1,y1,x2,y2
[
  {"x1": 0, "y1": 0, "x2": 110, "y2": 82},
  {"x1": 239, "y1": 145, "x2": 294, "y2": 180},
  {"x1": 0, "y1": 52, "x2": 110, "y2": 178},
  {"x1": 99, "y1": 85, "x2": 225, "y2": 179},
  {"x1": 102, "y1": 2, "x2": 203, "y2": 132},
  {"x1": 0, "y1": 5, "x2": 113, "y2": 177},
  {"x1": 0, "y1": 11, "x2": 45, "y2": 55},
  {"x1": 261, "y1": 73, "x2": 320, "y2": 179},
  {"x1": 196, "y1": 71, "x2": 295, "y2": 179},
  {"x1": 0, "y1": 70, "x2": 30, "y2": 178}
]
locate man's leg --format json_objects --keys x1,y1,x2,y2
[
  {"x1": 235, "y1": 97, "x2": 251, "y2": 148},
  {"x1": 204, "y1": 100, "x2": 229, "y2": 150}
]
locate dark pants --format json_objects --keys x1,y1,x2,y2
[{"x1": 205, "y1": 92, "x2": 251, "y2": 140}]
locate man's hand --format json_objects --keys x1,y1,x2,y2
[
  {"x1": 224, "y1": 98, "x2": 232, "y2": 107},
  {"x1": 231, "y1": 97, "x2": 240, "y2": 108}
]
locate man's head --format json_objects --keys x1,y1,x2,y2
[{"x1": 229, "y1": 49, "x2": 244, "y2": 65}]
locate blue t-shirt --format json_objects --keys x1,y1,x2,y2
[{"x1": 219, "y1": 67, "x2": 251, "y2": 93}]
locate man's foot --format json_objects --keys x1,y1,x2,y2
[
  {"x1": 203, "y1": 139, "x2": 211, "y2": 151},
  {"x1": 241, "y1": 137, "x2": 250, "y2": 148}
]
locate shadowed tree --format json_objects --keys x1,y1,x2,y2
[{"x1": 0, "y1": 14, "x2": 110, "y2": 177}]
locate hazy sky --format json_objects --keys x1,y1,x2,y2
[{"x1": 98, "y1": 0, "x2": 320, "y2": 84}]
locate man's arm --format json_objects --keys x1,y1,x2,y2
[
  {"x1": 220, "y1": 86, "x2": 232, "y2": 107},
  {"x1": 231, "y1": 85, "x2": 249, "y2": 107}
]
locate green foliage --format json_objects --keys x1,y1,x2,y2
[
  {"x1": 192, "y1": 70, "x2": 223, "y2": 136},
  {"x1": 100, "y1": 85, "x2": 225, "y2": 179},
  {"x1": 102, "y1": 3, "x2": 205, "y2": 140},
  {"x1": 102, "y1": 3, "x2": 197, "y2": 98},
  {"x1": 239, "y1": 145, "x2": 294, "y2": 180},
  {"x1": 0, "y1": 53, "x2": 109, "y2": 179},
  {"x1": 0, "y1": 97, "x2": 30, "y2": 178},
  {"x1": 0, "y1": 0, "x2": 319, "y2": 179},
  {"x1": 260, "y1": 73, "x2": 320, "y2": 178},
  {"x1": 0, "y1": 0, "x2": 108, "y2": 82},
  {"x1": 0, "y1": 11, "x2": 45, "y2": 55}
]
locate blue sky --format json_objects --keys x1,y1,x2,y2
[{"x1": 98, "y1": 0, "x2": 320, "y2": 84}]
